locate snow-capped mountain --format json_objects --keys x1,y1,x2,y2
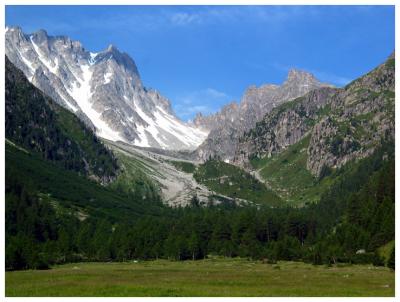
[{"x1": 5, "y1": 26, "x2": 208, "y2": 150}]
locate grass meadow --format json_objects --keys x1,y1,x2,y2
[{"x1": 6, "y1": 258, "x2": 394, "y2": 297}]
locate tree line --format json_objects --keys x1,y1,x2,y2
[{"x1": 6, "y1": 142, "x2": 395, "y2": 270}]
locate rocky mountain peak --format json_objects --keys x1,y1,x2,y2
[
  {"x1": 234, "y1": 53, "x2": 394, "y2": 179},
  {"x1": 285, "y1": 69, "x2": 319, "y2": 85},
  {"x1": 194, "y1": 68, "x2": 333, "y2": 162},
  {"x1": 106, "y1": 44, "x2": 117, "y2": 52},
  {"x1": 5, "y1": 26, "x2": 25, "y2": 41},
  {"x1": 104, "y1": 44, "x2": 125, "y2": 57},
  {"x1": 259, "y1": 83, "x2": 279, "y2": 90},
  {"x1": 32, "y1": 28, "x2": 48, "y2": 40},
  {"x1": 6, "y1": 25, "x2": 22, "y2": 33},
  {"x1": 222, "y1": 102, "x2": 238, "y2": 113},
  {"x1": 6, "y1": 27, "x2": 209, "y2": 150},
  {"x1": 6, "y1": 26, "x2": 20, "y2": 34},
  {"x1": 93, "y1": 43, "x2": 140, "y2": 81},
  {"x1": 194, "y1": 112, "x2": 204, "y2": 119}
]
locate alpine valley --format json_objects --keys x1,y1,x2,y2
[{"x1": 5, "y1": 26, "x2": 395, "y2": 297}]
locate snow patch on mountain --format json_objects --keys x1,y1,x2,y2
[
  {"x1": 30, "y1": 36, "x2": 58, "y2": 74},
  {"x1": 67, "y1": 64, "x2": 124, "y2": 141},
  {"x1": 6, "y1": 27, "x2": 209, "y2": 151},
  {"x1": 16, "y1": 49, "x2": 35, "y2": 80},
  {"x1": 104, "y1": 72, "x2": 112, "y2": 84},
  {"x1": 89, "y1": 52, "x2": 98, "y2": 65},
  {"x1": 155, "y1": 106, "x2": 208, "y2": 147}
]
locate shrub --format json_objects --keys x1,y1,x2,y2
[
  {"x1": 387, "y1": 247, "x2": 395, "y2": 270},
  {"x1": 372, "y1": 251, "x2": 385, "y2": 267}
]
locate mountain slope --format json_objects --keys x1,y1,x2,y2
[
  {"x1": 235, "y1": 86, "x2": 338, "y2": 165},
  {"x1": 6, "y1": 142, "x2": 164, "y2": 222},
  {"x1": 5, "y1": 58, "x2": 169, "y2": 270},
  {"x1": 105, "y1": 141, "x2": 281, "y2": 207},
  {"x1": 234, "y1": 53, "x2": 394, "y2": 203},
  {"x1": 193, "y1": 70, "x2": 333, "y2": 162},
  {"x1": 193, "y1": 159, "x2": 282, "y2": 207},
  {"x1": 307, "y1": 53, "x2": 395, "y2": 176},
  {"x1": 248, "y1": 133, "x2": 341, "y2": 205},
  {"x1": 105, "y1": 141, "x2": 213, "y2": 207},
  {"x1": 5, "y1": 56, "x2": 166, "y2": 215},
  {"x1": 6, "y1": 26, "x2": 208, "y2": 150},
  {"x1": 5, "y1": 56, "x2": 118, "y2": 183}
]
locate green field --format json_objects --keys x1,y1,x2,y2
[{"x1": 6, "y1": 258, "x2": 394, "y2": 297}]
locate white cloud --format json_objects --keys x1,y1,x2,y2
[
  {"x1": 205, "y1": 88, "x2": 228, "y2": 99},
  {"x1": 22, "y1": 6, "x2": 325, "y2": 35},
  {"x1": 173, "y1": 88, "x2": 230, "y2": 120},
  {"x1": 174, "y1": 104, "x2": 215, "y2": 121},
  {"x1": 170, "y1": 12, "x2": 201, "y2": 26}
]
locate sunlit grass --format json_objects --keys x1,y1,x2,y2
[{"x1": 6, "y1": 258, "x2": 394, "y2": 297}]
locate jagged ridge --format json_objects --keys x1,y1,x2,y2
[
  {"x1": 235, "y1": 53, "x2": 395, "y2": 178},
  {"x1": 5, "y1": 26, "x2": 208, "y2": 151},
  {"x1": 193, "y1": 69, "x2": 333, "y2": 162}
]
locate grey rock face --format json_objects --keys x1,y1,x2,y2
[
  {"x1": 194, "y1": 70, "x2": 333, "y2": 162},
  {"x1": 306, "y1": 54, "x2": 395, "y2": 176},
  {"x1": 191, "y1": 111, "x2": 225, "y2": 132},
  {"x1": 234, "y1": 87, "x2": 338, "y2": 167},
  {"x1": 234, "y1": 53, "x2": 395, "y2": 177},
  {"x1": 6, "y1": 26, "x2": 208, "y2": 150}
]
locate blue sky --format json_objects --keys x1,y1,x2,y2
[{"x1": 6, "y1": 5, "x2": 395, "y2": 121}]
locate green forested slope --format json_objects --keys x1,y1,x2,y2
[
  {"x1": 5, "y1": 136, "x2": 168, "y2": 270},
  {"x1": 5, "y1": 56, "x2": 118, "y2": 182},
  {"x1": 5, "y1": 55, "x2": 395, "y2": 273},
  {"x1": 7, "y1": 139, "x2": 393, "y2": 270},
  {"x1": 5, "y1": 58, "x2": 167, "y2": 270}
]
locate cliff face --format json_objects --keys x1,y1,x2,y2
[
  {"x1": 234, "y1": 87, "x2": 338, "y2": 167},
  {"x1": 235, "y1": 53, "x2": 395, "y2": 177},
  {"x1": 194, "y1": 69, "x2": 332, "y2": 162},
  {"x1": 307, "y1": 54, "x2": 395, "y2": 176},
  {"x1": 6, "y1": 26, "x2": 208, "y2": 150}
]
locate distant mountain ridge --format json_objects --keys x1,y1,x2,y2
[
  {"x1": 5, "y1": 26, "x2": 208, "y2": 150},
  {"x1": 193, "y1": 69, "x2": 333, "y2": 162},
  {"x1": 234, "y1": 53, "x2": 395, "y2": 177}
]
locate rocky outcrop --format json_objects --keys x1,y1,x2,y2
[
  {"x1": 234, "y1": 53, "x2": 395, "y2": 177},
  {"x1": 306, "y1": 53, "x2": 395, "y2": 175},
  {"x1": 5, "y1": 26, "x2": 208, "y2": 150},
  {"x1": 234, "y1": 87, "x2": 337, "y2": 166},
  {"x1": 194, "y1": 70, "x2": 333, "y2": 162}
]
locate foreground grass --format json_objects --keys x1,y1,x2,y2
[{"x1": 6, "y1": 258, "x2": 394, "y2": 297}]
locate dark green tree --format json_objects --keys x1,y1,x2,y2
[{"x1": 388, "y1": 247, "x2": 395, "y2": 270}]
